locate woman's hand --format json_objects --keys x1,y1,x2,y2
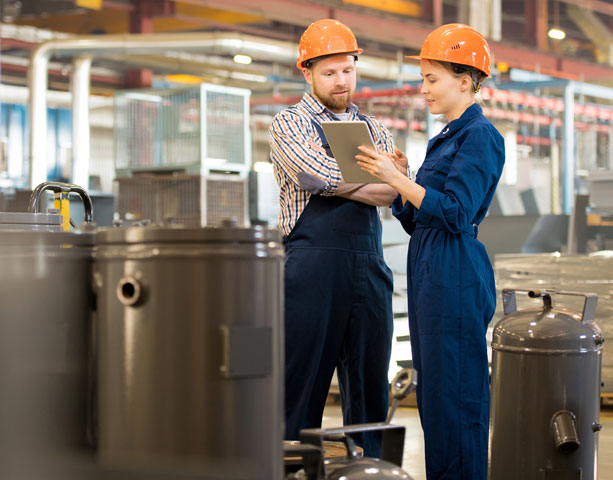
[{"x1": 355, "y1": 145, "x2": 404, "y2": 185}]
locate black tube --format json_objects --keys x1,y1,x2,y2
[{"x1": 551, "y1": 410, "x2": 580, "y2": 454}]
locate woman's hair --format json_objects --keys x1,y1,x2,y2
[{"x1": 438, "y1": 61, "x2": 487, "y2": 93}]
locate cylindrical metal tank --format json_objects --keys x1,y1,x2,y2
[
  {"x1": 94, "y1": 225, "x2": 284, "y2": 480},
  {"x1": 0, "y1": 211, "x2": 63, "y2": 231},
  {"x1": 0, "y1": 229, "x2": 94, "y2": 477},
  {"x1": 489, "y1": 289, "x2": 603, "y2": 480}
]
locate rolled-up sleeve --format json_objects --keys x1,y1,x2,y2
[{"x1": 269, "y1": 110, "x2": 341, "y2": 196}]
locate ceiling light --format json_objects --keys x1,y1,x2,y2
[
  {"x1": 233, "y1": 54, "x2": 252, "y2": 65},
  {"x1": 548, "y1": 28, "x2": 565, "y2": 40}
]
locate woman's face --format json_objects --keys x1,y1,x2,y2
[{"x1": 419, "y1": 59, "x2": 471, "y2": 121}]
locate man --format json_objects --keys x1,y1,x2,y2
[{"x1": 269, "y1": 19, "x2": 398, "y2": 456}]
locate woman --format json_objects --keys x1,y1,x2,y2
[{"x1": 356, "y1": 24, "x2": 505, "y2": 480}]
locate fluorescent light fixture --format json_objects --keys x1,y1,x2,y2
[
  {"x1": 233, "y1": 54, "x2": 252, "y2": 65},
  {"x1": 548, "y1": 28, "x2": 565, "y2": 40}
]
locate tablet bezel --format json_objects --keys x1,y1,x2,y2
[{"x1": 320, "y1": 120, "x2": 384, "y2": 184}]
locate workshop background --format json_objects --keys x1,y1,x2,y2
[{"x1": 1, "y1": 1, "x2": 612, "y2": 479}]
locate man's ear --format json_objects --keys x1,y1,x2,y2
[{"x1": 302, "y1": 68, "x2": 312, "y2": 85}]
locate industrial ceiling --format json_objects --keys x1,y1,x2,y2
[{"x1": 1, "y1": 0, "x2": 613, "y2": 93}]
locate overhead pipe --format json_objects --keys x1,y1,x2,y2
[
  {"x1": 71, "y1": 56, "x2": 92, "y2": 190},
  {"x1": 28, "y1": 31, "x2": 420, "y2": 189},
  {"x1": 28, "y1": 32, "x2": 295, "y2": 189}
]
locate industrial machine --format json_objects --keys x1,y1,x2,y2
[
  {"x1": 93, "y1": 223, "x2": 284, "y2": 480},
  {"x1": 0, "y1": 230, "x2": 95, "y2": 480},
  {"x1": 284, "y1": 368, "x2": 417, "y2": 480},
  {"x1": 489, "y1": 289, "x2": 603, "y2": 480},
  {"x1": 113, "y1": 84, "x2": 251, "y2": 226}
]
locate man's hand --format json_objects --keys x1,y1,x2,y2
[
  {"x1": 309, "y1": 140, "x2": 327, "y2": 156},
  {"x1": 390, "y1": 148, "x2": 409, "y2": 177}
]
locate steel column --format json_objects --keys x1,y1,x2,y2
[
  {"x1": 563, "y1": 81, "x2": 575, "y2": 215},
  {"x1": 71, "y1": 55, "x2": 92, "y2": 189}
]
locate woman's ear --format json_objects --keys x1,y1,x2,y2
[{"x1": 460, "y1": 74, "x2": 472, "y2": 92}]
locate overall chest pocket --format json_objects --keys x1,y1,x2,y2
[
  {"x1": 428, "y1": 154, "x2": 454, "y2": 173},
  {"x1": 419, "y1": 155, "x2": 454, "y2": 187}
]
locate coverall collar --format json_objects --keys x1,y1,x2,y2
[
  {"x1": 434, "y1": 102, "x2": 483, "y2": 139},
  {"x1": 301, "y1": 92, "x2": 359, "y2": 119}
]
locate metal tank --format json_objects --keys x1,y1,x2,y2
[
  {"x1": 489, "y1": 289, "x2": 603, "y2": 480},
  {"x1": 0, "y1": 181, "x2": 94, "y2": 232},
  {"x1": 285, "y1": 369, "x2": 417, "y2": 480},
  {"x1": 0, "y1": 228, "x2": 95, "y2": 478},
  {"x1": 93, "y1": 224, "x2": 284, "y2": 480},
  {"x1": 0, "y1": 211, "x2": 63, "y2": 231}
]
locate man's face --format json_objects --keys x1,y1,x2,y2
[{"x1": 303, "y1": 54, "x2": 357, "y2": 113}]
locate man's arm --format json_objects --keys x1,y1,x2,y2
[
  {"x1": 300, "y1": 141, "x2": 396, "y2": 206},
  {"x1": 269, "y1": 111, "x2": 342, "y2": 195},
  {"x1": 337, "y1": 183, "x2": 398, "y2": 206}
]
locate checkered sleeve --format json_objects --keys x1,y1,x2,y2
[{"x1": 269, "y1": 109, "x2": 342, "y2": 196}]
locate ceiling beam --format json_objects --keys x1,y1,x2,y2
[
  {"x1": 187, "y1": 0, "x2": 613, "y2": 81},
  {"x1": 556, "y1": 0, "x2": 613, "y2": 17},
  {"x1": 179, "y1": 0, "x2": 431, "y2": 49}
]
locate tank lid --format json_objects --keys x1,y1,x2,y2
[
  {"x1": 0, "y1": 212, "x2": 62, "y2": 226},
  {"x1": 492, "y1": 308, "x2": 603, "y2": 353},
  {"x1": 95, "y1": 224, "x2": 282, "y2": 244},
  {"x1": 0, "y1": 228, "x2": 95, "y2": 247},
  {"x1": 492, "y1": 289, "x2": 603, "y2": 354}
]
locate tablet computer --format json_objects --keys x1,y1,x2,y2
[{"x1": 320, "y1": 120, "x2": 383, "y2": 184}]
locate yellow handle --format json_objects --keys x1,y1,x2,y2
[{"x1": 54, "y1": 192, "x2": 71, "y2": 232}]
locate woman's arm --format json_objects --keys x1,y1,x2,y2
[{"x1": 355, "y1": 146, "x2": 426, "y2": 209}]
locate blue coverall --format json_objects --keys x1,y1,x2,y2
[
  {"x1": 284, "y1": 121, "x2": 394, "y2": 457},
  {"x1": 392, "y1": 104, "x2": 505, "y2": 479}
]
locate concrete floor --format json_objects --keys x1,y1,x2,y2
[{"x1": 322, "y1": 404, "x2": 613, "y2": 479}]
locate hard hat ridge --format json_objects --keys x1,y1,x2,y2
[{"x1": 407, "y1": 23, "x2": 491, "y2": 76}]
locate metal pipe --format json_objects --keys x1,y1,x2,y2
[
  {"x1": 71, "y1": 55, "x2": 92, "y2": 191},
  {"x1": 491, "y1": 0, "x2": 502, "y2": 42},
  {"x1": 28, "y1": 181, "x2": 94, "y2": 224},
  {"x1": 28, "y1": 32, "x2": 422, "y2": 189},
  {"x1": 551, "y1": 410, "x2": 580, "y2": 454},
  {"x1": 563, "y1": 81, "x2": 575, "y2": 215}
]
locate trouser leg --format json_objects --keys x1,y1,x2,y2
[
  {"x1": 283, "y1": 248, "x2": 350, "y2": 439},
  {"x1": 416, "y1": 287, "x2": 489, "y2": 480},
  {"x1": 337, "y1": 254, "x2": 393, "y2": 458}
]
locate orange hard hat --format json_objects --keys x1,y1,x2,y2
[
  {"x1": 407, "y1": 23, "x2": 491, "y2": 76},
  {"x1": 296, "y1": 19, "x2": 363, "y2": 70}
]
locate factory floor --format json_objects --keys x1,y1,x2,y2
[{"x1": 322, "y1": 403, "x2": 613, "y2": 479}]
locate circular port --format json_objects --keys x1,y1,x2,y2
[{"x1": 117, "y1": 276, "x2": 143, "y2": 306}]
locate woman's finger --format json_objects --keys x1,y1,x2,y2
[
  {"x1": 355, "y1": 154, "x2": 376, "y2": 164},
  {"x1": 357, "y1": 145, "x2": 377, "y2": 156}
]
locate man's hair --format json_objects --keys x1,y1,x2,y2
[{"x1": 304, "y1": 53, "x2": 359, "y2": 69}]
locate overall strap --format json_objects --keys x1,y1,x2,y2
[
  {"x1": 310, "y1": 120, "x2": 333, "y2": 157},
  {"x1": 311, "y1": 112, "x2": 376, "y2": 158},
  {"x1": 356, "y1": 112, "x2": 377, "y2": 142}
]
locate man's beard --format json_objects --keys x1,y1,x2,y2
[{"x1": 313, "y1": 83, "x2": 355, "y2": 112}]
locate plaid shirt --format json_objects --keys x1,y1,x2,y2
[{"x1": 269, "y1": 92, "x2": 395, "y2": 236}]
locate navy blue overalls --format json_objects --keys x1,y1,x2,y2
[
  {"x1": 392, "y1": 104, "x2": 505, "y2": 479},
  {"x1": 283, "y1": 117, "x2": 394, "y2": 457}
]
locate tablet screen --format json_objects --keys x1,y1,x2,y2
[{"x1": 320, "y1": 121, "x2": 383, "y2": 184}]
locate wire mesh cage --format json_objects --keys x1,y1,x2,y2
[
  {"x1": 114, "y1": 84, "x2": 251, "y2": 177},
  {"x1": 114, "y1": 174, "x2": 248, "y2": 227}
]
